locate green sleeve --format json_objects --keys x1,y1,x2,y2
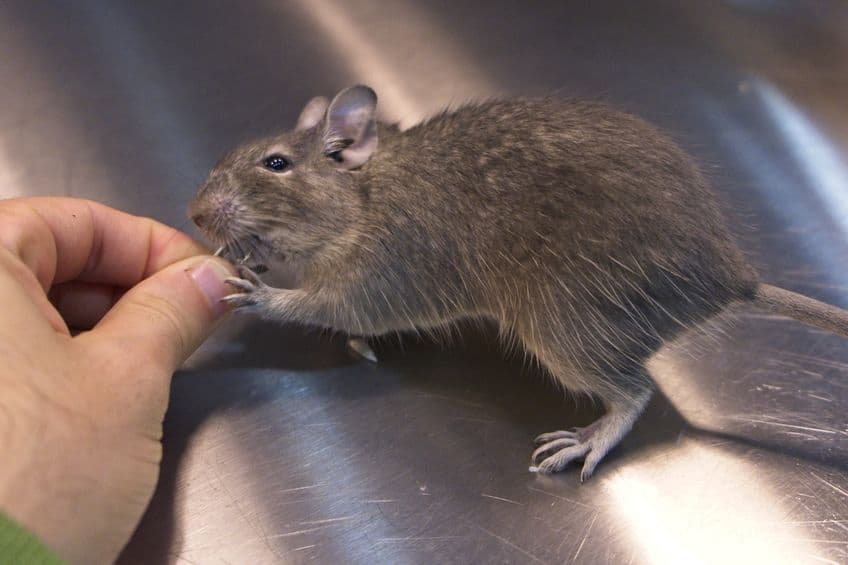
[{"x1": 0, "y1": 513, "x2": 64, "y2": 565}]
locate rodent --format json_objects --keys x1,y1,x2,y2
[{"x1": 188, "y1": 85, "x2": 848, "y2": 481}]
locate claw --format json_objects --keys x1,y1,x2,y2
[
  {"x1": 347, "y1": 338, "x2": 378, "y2": 363},
  {"x1": 531, "y1": 425, "x2": 593, "y2": 474},
  {"x1": 221, "y1": 293, "x2": 255, "y2": 308},
  {"x1": 534, "y1": 430, "x2": 578, "y2": 445},
  {"x1": 237, "y1": 265, "x2": 263, "y2": 286},
  {"x1": 535, "y1": 443, "x2": 592, "y2": 474},
  {"x1": 532, "y1": 437, "x2": 580, "y2": 463},
  {"x1": 224, "y1": 276, "x2": 256, "y2": 293}
]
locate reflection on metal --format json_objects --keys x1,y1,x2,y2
[
  {"x1": 647, "y1": 346, "x2": 720, "y2": 429},
  {"x1": 0, "y1": 15, "x2": 28, "y2": 198},
  {"x1": 1, "y1": 2, "x2": 846, "y2": 563},
  {"x1": 0, "y1": 137, "x2": 22, "y2": 198},
  {"x1": 290, "y1": 0, "x2": 422, "y2": 123},
  {"x1": 754, "y1": 79, "x2": 848, "y2": 245},
  {"x1": 287, "y1": 0, "x2": 495, "y2": 125},
  {"x1": 700, "y1": 92, "x2": 848, "y2": 291},
  {"x1": 605, "y1": 440, "x2": 821, "y2": 565},
  {"x1": 77, "y1": 3, "x2": 206, "y2": 182},
  {"x1": 0, "y1": 13, "x2": 110, "y2": 200}
]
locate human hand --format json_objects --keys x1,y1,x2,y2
[{"x1": 0, "y1": 197, "x2": 235, "y2": 564}]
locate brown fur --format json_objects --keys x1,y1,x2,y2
[{"x1": 189, "y1": 86, "x2": 845, "y2": 480}]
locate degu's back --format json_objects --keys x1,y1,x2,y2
[{"x1": 362, "y1": 96, "x2": 759, "y2": 339}]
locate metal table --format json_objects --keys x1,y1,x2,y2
[{"x1": 1, "y1": 2, "x2": 846, "y2": 563}]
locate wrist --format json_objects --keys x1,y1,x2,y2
[
  {"x1": 0, "y1": 385, "x2": 79, "y2": 562},
  {"x1": 0, "y1": 375, "x2": 126, "y2": 564},
  {"x1": 0, "y1": 511, "x2": 64, "y2": 564}
]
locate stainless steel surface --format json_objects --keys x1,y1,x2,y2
[{"x1": 2, "y1": 2, "x2": 848, "y2": 563}]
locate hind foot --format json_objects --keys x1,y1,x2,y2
[
  {"x1": 530, "y1": 425, "x2": 598, "y2": 481},
  {"x1": 529, "y1": 388, "x2": 652, "y2": 481}
]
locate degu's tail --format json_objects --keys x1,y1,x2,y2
[{"x1": 754, "y1": 283, "x2": 848, "y2": 338}]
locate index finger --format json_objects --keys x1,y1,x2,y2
[{"x1": 0, "y1": 197, "x2": 207, "y2": 290}]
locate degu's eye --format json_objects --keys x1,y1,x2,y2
[{"x1": 263, "y1": 154, "x2": 291, "y2": 172}]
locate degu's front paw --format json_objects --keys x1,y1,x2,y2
[{"x1": 222, "y1": 266, "x2": 269, "y2": 311}]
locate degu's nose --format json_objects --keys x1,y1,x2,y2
[{"x1": 187, "y1": 196, "x2": 210, "y2": 230}]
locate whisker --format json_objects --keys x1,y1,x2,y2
[{"x1": 239, "y1": 213, "x2": 291, "y2": 229}]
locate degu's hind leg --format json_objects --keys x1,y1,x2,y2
[
  {"x1": 512, "y1": 313, "x2": 656, "y2": 480},
  {"x1": 531, "y1": 377, "x2": 653, "y2": 481}
]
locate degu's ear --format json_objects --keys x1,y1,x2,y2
[
  {"x1": 295, "y1": 96, "x2": 330, "y2": 131},
  {"x1": 322, "y1": 85, "x2": 378, "y2": 169}
]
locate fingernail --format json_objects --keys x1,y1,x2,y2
[{"x1": 188, "y1": 258, "x2": 233, "y2": 317}]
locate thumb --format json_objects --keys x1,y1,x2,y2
[{"x1": 90, "y1": 255, "x2": 236, "y2": 372}]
